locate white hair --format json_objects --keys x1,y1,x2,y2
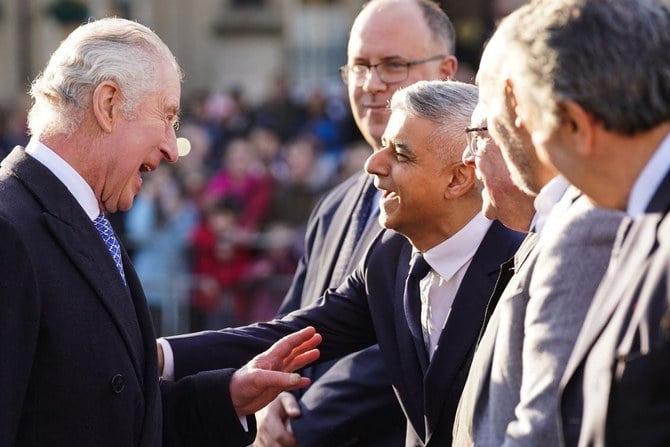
[{"x1": 28, "y1": 17, "x2": 182, "y2": 139}]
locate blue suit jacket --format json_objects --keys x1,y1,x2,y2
[
  {"x1": 168, "y1": 220, "x2": 524, "y2": 446},
  {"x1": 277, "y1": 170, "x2": 405, "y2": 447},
  {"x1": 0, "y1": 147, "x2": 251, "y2": 447},
  {"x1": 559, "y1": 168, "x2": 670, "y2": 447}
]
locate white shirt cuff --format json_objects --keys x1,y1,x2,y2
[
  {"x1": 157, "y1": 338, "x2": 247, "y2": 431},
  {"x1": 157, "y1": 338, "x2": 175, "y2": 381}
]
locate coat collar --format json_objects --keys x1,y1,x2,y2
[{"x1": 3, "y1": 147, "x2": 145, "y2": 379}]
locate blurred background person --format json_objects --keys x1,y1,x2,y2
[{"x1": 126, "y1": 164, "x2": 199, "y2": 335}]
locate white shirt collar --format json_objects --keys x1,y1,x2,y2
[
  {"x1": 420, "y1": 212, "x2": 493, "y2": 281},
  {"x1": 25, "y1": 138, "x2": 100, "y2": 220},
  {"x1": 628, "y1": 131, "x2": 670, "y2": 217},
  {"x1": 531, "y1": 175, "x2": 570, "y2": 234}
]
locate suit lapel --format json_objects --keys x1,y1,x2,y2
[
  {"x1": 393, "y1": 240, "x2": 428, "y2": 440},
  {"x1": 475, "y1": 231, "x2": 536, "y2": 349},
  {"x1": 563, "y1": 215, "x2": 660, "y2": 387},
  {"x1": 514, "y1": 231, "x2": 538, "y2": 270},
  {"x1": 349, "y1": 205, "x2": 382, "y2": 270},
  {"x1": 424, "y1": 221, "x2": 519, "y2": 441},
  {"x1": 477, "y1": 256, "x2": 516, "y2": 344},
  {"x1": 645, "y1": 166, "x2": 670, "y2": 213},
  {"x1": 9, "y1": 148, "x2": 145, "y2": 380},
  {"x1": 470, "y1": 232, "x2": 537, "y2": 401},
  {"x1": 322, "y1": 172, "x2": 370, "y2": 287},
  {"x1": 45, "y1": 214, "x2": 144, "y2": 375}
]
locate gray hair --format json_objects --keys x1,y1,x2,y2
[
  {"x1": 390, "y1": 80, "x2": 478, "y2": 159},
  {"x1": 475, "y1": 6, "x2": 519, "y2": 101},
  {"x1": 508, "y1": 0, "x2": 670, "y2": 136},
  {"x1": 359, "y1": 0, "x2": 456, "y2": 54},
  {"x1": 28, "y1": 17, "x2": 182, "y2": 139}
]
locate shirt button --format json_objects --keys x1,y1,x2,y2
[{"x1": 111, "y1": 374, "x2": 126, "y2": 394}]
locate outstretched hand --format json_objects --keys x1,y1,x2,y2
[{"x1": 230, "y1": 326, "x2": 321, "y2": 417}]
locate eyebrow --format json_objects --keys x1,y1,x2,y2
[
  {"x1": 394, "y1": 140, "x2": 411, "y2": 151},
  {"x1": 389, "y1": 138, "x2": 413, "y2": 156},
  {"x1": 352, "y1": 55, "x2": 406, "y2": 64}
]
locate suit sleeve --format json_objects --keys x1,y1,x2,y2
[
  {"x1": 503, "y1": 203, "x2": 623, "y2": 447},
  {"x1": 0, "y1": 217, "x2": 40, "y2": 447},
  {"x1": 161, "y1": 369, "x2": 255, "y2": 447},
  {"x1": 166, "y1": 267, "x2": 377, "y2": 380}
]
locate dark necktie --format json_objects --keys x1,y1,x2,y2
[
  {"x1": 404, "y1": 252, "x2": 432, "y2": 371},
  {"x1": 331, "y1": 179, "x2": 377, "y2": 284},
  {"x1": 476, "y1": 230, "x2": 537, "y2": 347},
  {"x1": 94, "y1": 214, "x2": 126, "y2": 284}
]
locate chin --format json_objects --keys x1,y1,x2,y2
[
  {"x1": 378, "y1": 213, "x2": 395, "y2": 231},
  {"x1": 117, "y1": 196, "x2": 136, "y2": 212}
]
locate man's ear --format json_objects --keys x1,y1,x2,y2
[
  {"x1": 502, "y1": 79, "x2": 525, "y2": 129},
  {"x1": 440, "y1": 55, "x2": 458, "y2": 80},
  {"x1": 92, "y1": 81, "x2": 120, "y2": 133},
  {"x1": 560, "y1": 100, "x2": 596, "y2": 157},
  {"x1": 445, "y1": 162, "x2": 476, "y2": 199}
]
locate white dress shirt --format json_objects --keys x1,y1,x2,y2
[
  {"x1": 530, "y1": 175, "x2": 570, "y2": 235},
  {"x1": 418, "y1": 212, "x2": 492, "y2": 359},
  {"x1": 25, "y1": 138, "x2": 99, "y2": 220}
]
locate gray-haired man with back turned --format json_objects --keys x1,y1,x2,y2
[{"x1": 453, "y1": 4, "x2": 625, "y2": 445}]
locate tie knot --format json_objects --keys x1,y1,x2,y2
[{"x1": 409, "y1": 252, "x2": 431, "y2": 280}]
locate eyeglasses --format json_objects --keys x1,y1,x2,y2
[
  {"x1": 464, "y1": 126, "x2": 489, "y2": 158},
  {"x1": 340, "y1": 55, "x2": 446, "y2": 86}
]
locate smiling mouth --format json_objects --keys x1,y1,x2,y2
[{"x1": 140, "y1": 164, "x2": 153, "y2": 173}]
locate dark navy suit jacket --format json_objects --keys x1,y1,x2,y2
[
  {"x1": 0, "y1": 147, "x2": 251, "y2": 447},
  {"x1": 277, "y1": 170, "x2": 406, "y2": 447},
  {"x1": 168, "y1": 220, "x2": 524, "y2": 446},
  {"x1": 559, "y1": 167, "x2": 670, "y2": 447}
]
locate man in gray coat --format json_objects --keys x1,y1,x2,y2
[
  {"x1": 452, "y1": 8, "x2": 625, "y2": 446},
  {"x1": 497, "y1": 1, "x2": 670, "y2": 445}
]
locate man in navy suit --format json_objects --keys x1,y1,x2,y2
[
  {"x1": 0, "y1": 18, "x2": 323, "y2": 447},
  {"x1": 249, "y1": 1, "x2": 460, "y2": 446},
  {"x1": 159, "y1": 80, "x2": 524, "y2": 447},
  {"x1": 492, "y1": 1, "x2": 670, "y2": 445}
]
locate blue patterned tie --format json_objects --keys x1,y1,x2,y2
[{"x1": 94, "y1": 214, "x2": 126, "y2": 284}]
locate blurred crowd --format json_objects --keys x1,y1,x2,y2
[{"x1": 0, "y1": 77, "x2": 369, "y2": 336}]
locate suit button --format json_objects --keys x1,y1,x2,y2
[{"x1": 111, "y1": 374, "x2": 125, "y2": 394}]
